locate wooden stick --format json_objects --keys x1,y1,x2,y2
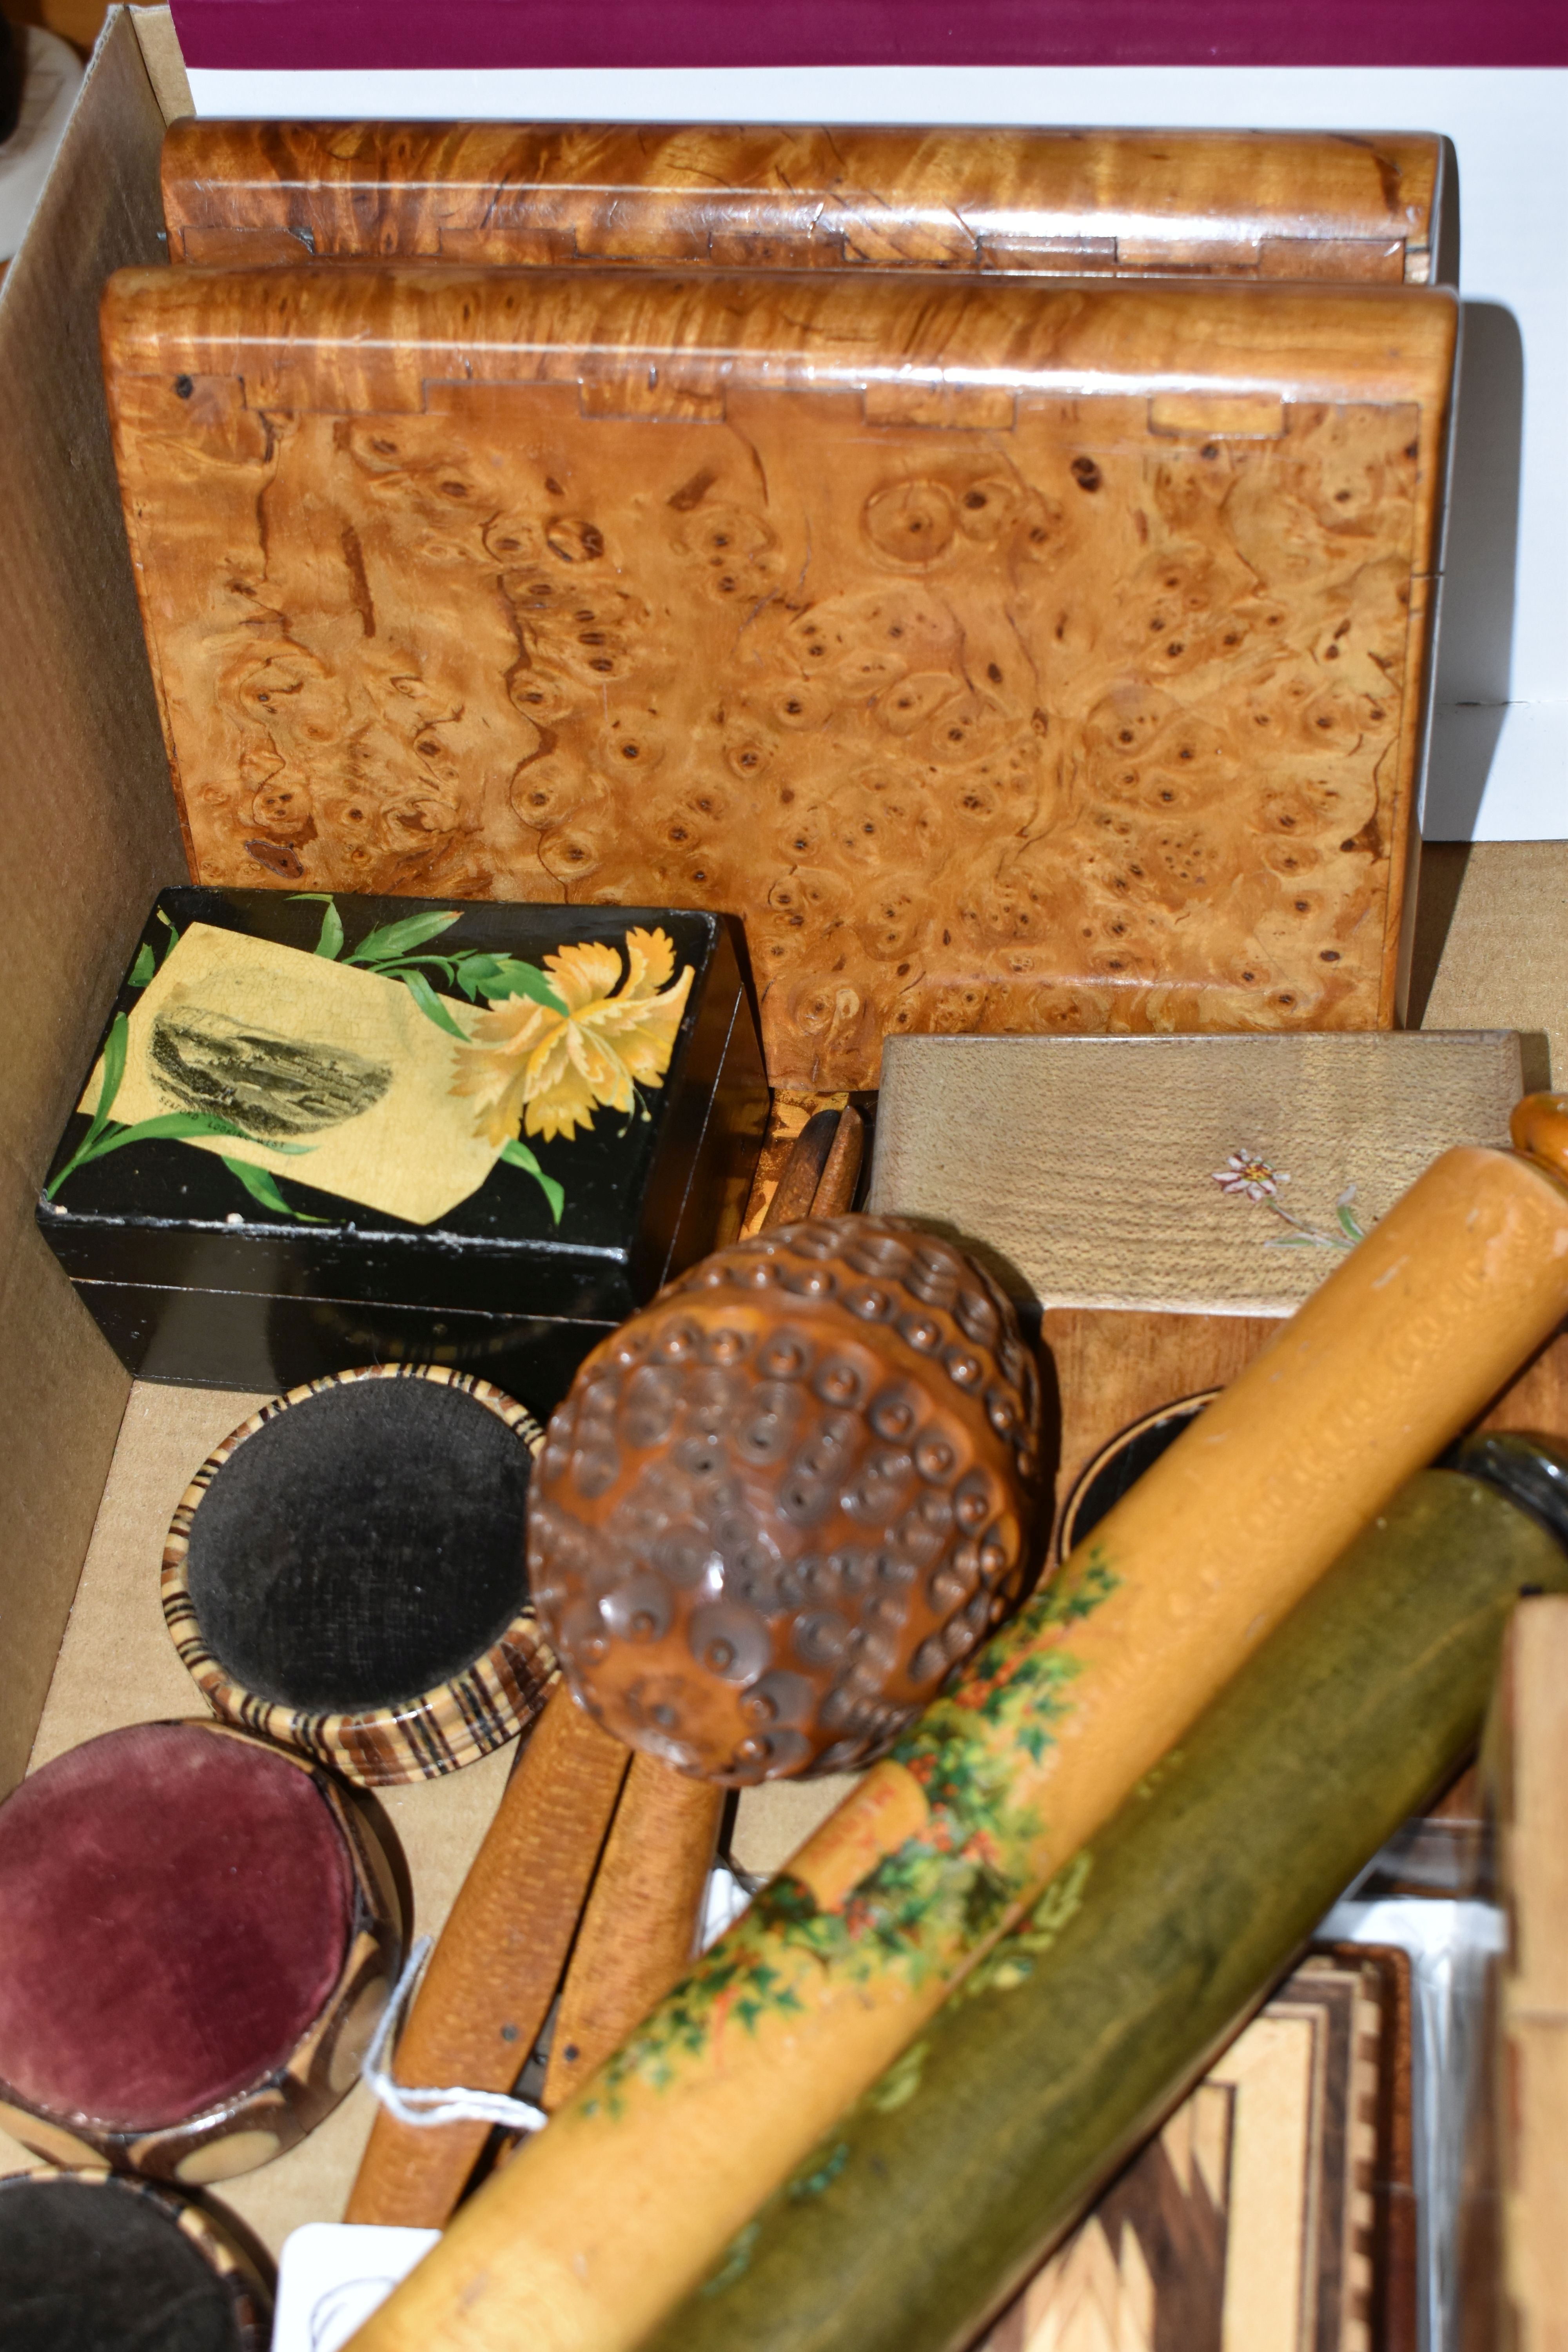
[
  {"x1": 760, "y1": 1108, "x2": 841, "y2": 1229},
  {"x1": 810, "y1": 1103, "x2": 864, "y2": 1218},
  {"x1": 1486, "y1": 1595, "x2": 1568, "y2": 2352},
  {"x1": 344, "y1": 1686, "x2": 628, "y2": 2228},
  {"x1": 542, "y1": 1759, "x2": 724, "y2": 2111}
]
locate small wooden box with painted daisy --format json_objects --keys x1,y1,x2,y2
[
  {"x1": 869, "y1": 1028, "x2": 1526, "y2": 1318},
  {"x1": 36, "y1": 888, "x2": 764, "y2": 1407}
]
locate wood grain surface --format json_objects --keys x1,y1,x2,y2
[
  {"x1": 1044, "y1": 1318, "x2": 1568, "y2": 1555},
  {"x1": 159, "y1": 122, "x2": 1441, "y2": 283},
  {"x1": 979, "y1": 1954, "x2": 1388, "y2": 2352},
  {"x1": 1488, "y1": 1599, "x2": 1568, "y2": 2352},
  {"x1": 759, "y1": 1105, "x2": 842, "y2": 1229},
  {"x1": 343, "y1": 1685, "x2": 627, "y2": 2230},
  {"x1": 812, "y1": 1102, "x2": 865, "y2": 1217},
  {"x1": 101, "y1": 265, "x2": 1455, "y2": 1087},
  {"x1": 540, "y1": 1759, "x2": 722, "y2": 2111},
  {"x1": 870, "y1": 1029, "x2": 1524, "y2": 1316}
]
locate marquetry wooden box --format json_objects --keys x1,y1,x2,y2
[
  {"x1": 100, "y1": 265, "x2": 1457, "y2": 1091},
  {"x1": 159, "y1": 120, "x2": 1447, "y2": 284}
]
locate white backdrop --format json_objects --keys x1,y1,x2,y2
[{"x1": 189, "y1": 62, "x2": 1568, "y2": 840}]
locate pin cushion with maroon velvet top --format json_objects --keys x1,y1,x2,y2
[{"x1": 0, "y1": 1719, "x2": 400, "y2": 2183}]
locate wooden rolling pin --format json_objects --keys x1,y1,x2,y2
[{"x1": 348, "y1": 1100, "x2": 1568, "y2": 2352}]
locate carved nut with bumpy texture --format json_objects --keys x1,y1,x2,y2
[{"x1": 529, "y1": 1215, "x2": 1042, "y2": 1781}]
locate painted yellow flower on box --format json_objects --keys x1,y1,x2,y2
[{"x1": 450, "y1": 927, "x2": 694, "y2": 1146}]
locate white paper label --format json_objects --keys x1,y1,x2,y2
[{"x1": 273, "y1": 2222, "x2": 439, "y2": 2352}]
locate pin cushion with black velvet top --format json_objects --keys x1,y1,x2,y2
[
  {"x1": 0, "y1": 2169, "x2": 270, "y2": 2352},
  {"x1": 163, "y1": 1364, "x2": 553, "y2": 1783},
  {"x1": 37, "y1": 888, "x2": 764, "y2": 1408}
]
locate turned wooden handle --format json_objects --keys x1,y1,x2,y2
[
  {"x1": 761, "y1": 1108, "x2": 843, "y2": 1230},
  {"x1": 1513, "y1": 1092, "x2": 1568, "y2": 1184},
  {"x1": 811, "y1": 1103, "x2": 864, "y2": 1218},
  {"x1": 345, "y1": 1685, "x2": 628, "y2": 2228},
  {"x1": 541, "y1": 1757, "x2": 724, "y2": 2111}
]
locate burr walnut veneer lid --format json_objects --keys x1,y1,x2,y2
[
  {"x1": 160, "y1": 121, "x2": 1444, "y2": 284},
  {"x1": 0, "y1": 1720, "x2": 401, "y2": 2183},
  {"x1": 100, "y1": 269, "x2": 1456, "y2": 1091}
]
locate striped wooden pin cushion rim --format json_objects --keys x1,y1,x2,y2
[
  {"x1": 0, "y1": 2164, "x2": 273, "y2": 2347},
  {"x1": 162, "y1": 1364, "x2": 555, "y2": 1787}
]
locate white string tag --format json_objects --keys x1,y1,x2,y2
[{"x1": 360, "y1": 1936, "x2": 550, "y2": 2136}]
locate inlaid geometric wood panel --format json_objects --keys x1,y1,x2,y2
[
  {"x1": 102, "y1": 267, "x2": 1456, "y2": 1087},
  {"x1": 160, "y1": 121, "x2": 1444, "y2": 284},
  {"x1": 979, "y1": 1956, "x2": 1388, "y2": 2352}
]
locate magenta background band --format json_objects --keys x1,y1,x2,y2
[{"x1": 168, "y1": 0, "x2": 1568, "y2": 74}]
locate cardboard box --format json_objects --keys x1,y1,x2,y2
[{"x1": 0, "y1": 8, "x2": 1564, "y2": 2263}]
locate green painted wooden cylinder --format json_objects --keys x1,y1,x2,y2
[{"x1": 650, "y1": 1445, "x2": 1568, "y2": 2352}]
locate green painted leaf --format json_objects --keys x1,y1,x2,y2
[
  {"x1": 83, "y1": 1112, "x2": 252, "y2": 1156},
  {"x1": 49, "y1": 1107, "x2": 316, "y2": 1197},
  {"x1": 449, "y1": 951, "x2": 502, "y2": 1001},
  {"x1": 314, "y1": 901, "x2": 345, "y2": 958},
  {"x1": 92, "y1": 1014, "x2": 128, "y2": 1140},
  {"x1": 475, "y1": 957, "x2": 568, "y2": 1013},
  {"x1": 399, "y1": 970, "x2": 470, "y2": 1040},
  {"x1": 58, "y1": 1009, "x2": 132, "y2": 1187},
  {"x1": 45, "y1": 1013, "x2": 125, "y2": 1196},
  {"x1": 345, "y1": 911, "x2": 462, "y2": 966},
  {"x1": 220, "y1": 1156, "x2": 331, "y2": 1222},
  {"x1": 500, "y1": 1136, "x2": 565, "y2": 1225},
  {"x1": 700, "y1": 2224, "x2": 760, "y2": 2299},
  {"x1": 129, "y1": 944, "x2": 157, "y2": 988}
]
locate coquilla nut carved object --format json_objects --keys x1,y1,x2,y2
[{"x1": 529, "y1": 1216, "x2": 1043, "y2": 1780}]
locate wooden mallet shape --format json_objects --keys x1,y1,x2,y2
[{"x1": 347, "y1": 1103, "x2": 866, "y2": 2225}]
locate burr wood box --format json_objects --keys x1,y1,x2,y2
[
  {"x1": 158, "y1": 120, "x2": 1446, "y2": 284},
  {"x1": 100, "y1": 265, "x2": 1456, "y2": 1089},
  {"x1": 35, "y1": 886, "x2": 763, "y2": 1406}
]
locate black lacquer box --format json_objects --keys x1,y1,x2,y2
[{"x1": 38, "y1": 890, "x2": 764, "y2": 1412}]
